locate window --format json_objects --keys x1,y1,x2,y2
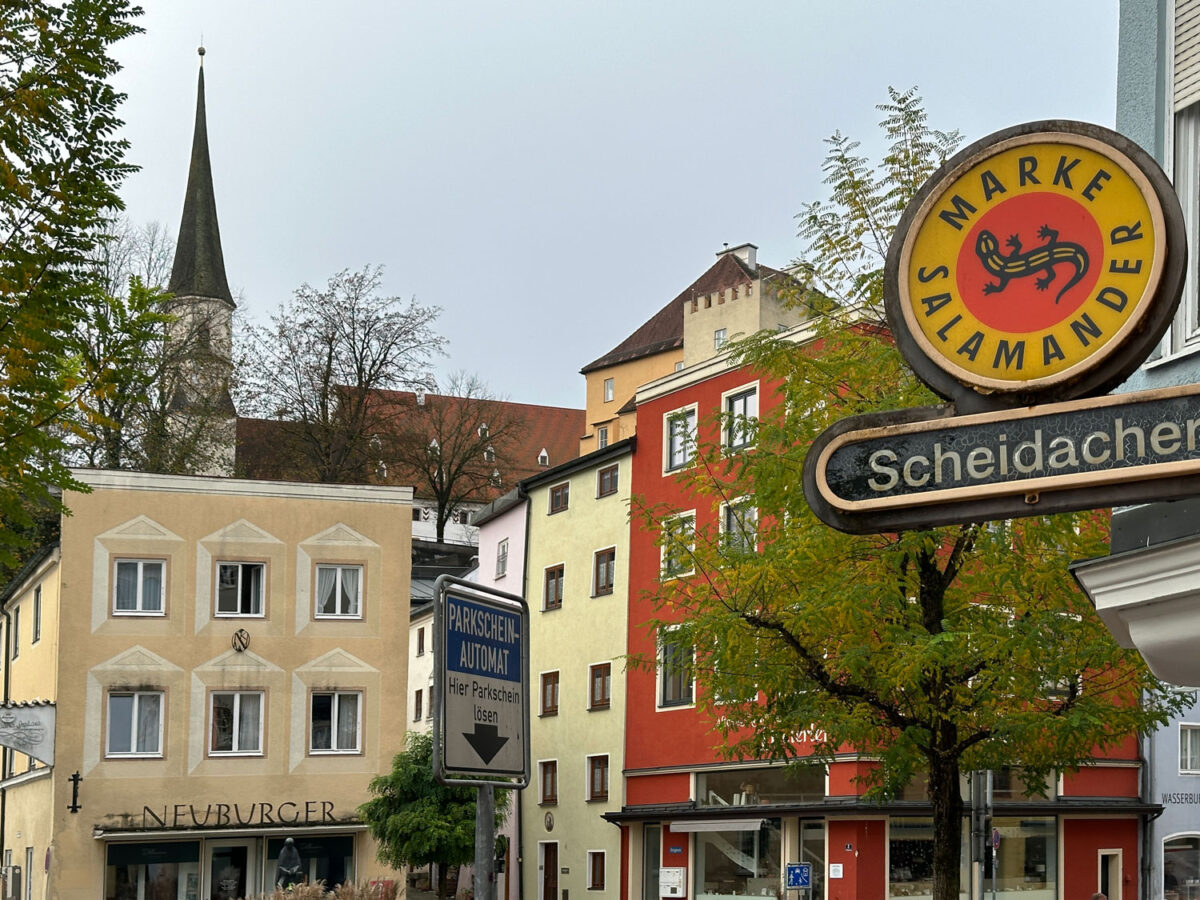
[
  {"x1": 540, "y1": 760, "x2": 558, "y2": 804},
  {"x1": 417, "y1": 627, "x2": 425, "y2": 656},
  {"x1": 315, "y1": 564, "x2": 361, "y2": 618},
  {"x1": 478, "y1": 423, "x2": 489, "y2": 438},
  {"x1": 588, "y1": 851, "x2": 606, "y2": 890},
  {"x1": 11, "y1": 606, "x2": 17, "y2": 660},
  {"x1": 589, "y1": 663, "x2": 611, "y2": 710},
  {"x1": 106, "y1": 691, "x2": 163, "y2": 757},
  {"x1": 210, "y1": 691, "x2": 263, "y2": 755},
  {"x1": 541, "y1": 671, "x2": 560, "y2": 716},
  {"x1": 412, "y1": 507, "x2": 422, "y2": 523},
  {"x1": 588, "y1": 754, "x2": 609, "y2": 800},
  {"x1": 665, "y1": 406, "x2": 697, "y2": 471},
  {"x1": 216, "y1": 562, "x2": 264, "y2": 616},
  {"x1": 597, "y1": 464, "x2": 618, "y2": 498},
  {"x1": 549, "y1": 483, "x2": 569, "y2": 514},
  {"x1": 1173, "y1": 102, "x2": 1200, "y2": 352},
  {"x1": 593, "y1": 548, "x2": 616, "y2": 596},
  {"x1": 114, "y1": 559, "x2": 164, "y2": 614},
  {"x1": 32, "y1": 586, "x2": 40, "y2": 644},
  {"x1": 484, "y1": 445, "x2": 495, "y2": 462},
  {"x1": 722, "y1": 499, "x2": 759, "y2": 554},
  {"x1": 714, "y1": 327, "x2": 728, "y2": 349},
  {"x1": 496, "y1": 539, "x2": 509, "y2": 577},
  {"x1": 538, "y1": 450, "x2": 549, "y2": 467},
  {"x1": 311, "y1": 691, "x2": 360, "y2": 753},
  {"x1": 661, "y1": 513, "x2": 696, "y2": 577},
  {"x1": 544, "y1": 565, "x2": 564, "y2": 610},
  {"x1": 660, "y1": 630, "x2": 694, "y2": 708},
  {"x1": 603, "y1": 377, "x2": 614, "y2": 402},
  {"x1": 1182, "y1": 724, "x2": 1200, "y2": 773},
  {"x1": 597, "y1": 426, "x2": 609, "y2": 448},
  {"x1": 413, "y1": 689, "x2": 423, "y2": 722},
  {"x1": 724, "y1": 385, "x2": 758, "y2": 450}
]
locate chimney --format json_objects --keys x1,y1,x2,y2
[{"x1": 718, "y1": 242, "x2": 758, "y2": 272}]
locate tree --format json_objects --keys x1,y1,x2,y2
[
  {"x1": 382, "y1": 372, "x2": 527, "y2": 542},
  {"x1": 639, "y1": 88, "x2": 1187, "y2": 900},
  {"x1": 239, "y1": 265, "x2": 445, "y2": 483},
  {"x1": 0, "y1": 0, "x2": 144, "y2": 568},
  {"x1": 360, "y1": 730, "x2": 510, "y2": 900}
]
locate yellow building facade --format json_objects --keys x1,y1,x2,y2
[{"x1": 0, "y1": 470, "x2": 412, "y2": 899}]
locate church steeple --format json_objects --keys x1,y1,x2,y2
[{"x1": 168, "y1": 46, "x2": 234, "y2": 307}]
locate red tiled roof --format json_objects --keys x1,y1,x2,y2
[{"x1": 580, "y1": 253, "x2": 783, "y2": 374}]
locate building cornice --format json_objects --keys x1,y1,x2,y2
[{"x1": 71, "y1": 469, "x2": 413, "y2": 505}]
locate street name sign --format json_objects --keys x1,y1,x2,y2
[
  {"x1": 433, "y1": 576, "x2": 529, "y2": 786},
  {"x1": 804, "y1": 120, "x2": 1189, "y2": 534}
]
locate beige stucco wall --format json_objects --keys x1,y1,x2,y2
[
  {"x1": 3, "y1": 471, "x2": 413, "y2": 898},
  {"x1": 580, "y1": 349, "x2": 681, "y2": 454},
  {"x1": 523, "y1": 449, "x2": 631, "y2": 899},
  {"x1": 681, "y1": 277, "x2": 808, "y2": 368}
]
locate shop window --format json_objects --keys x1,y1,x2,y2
[
  {"x1": 724, "y1": 385, "x2": 758, "y2": 450},
  {"x1": 589, "y1": 663, "x2": 611, "y2": 710},
  {"x1": 693, "y1": 817, "x2": 782, "y2": 900},
  {"x1": 114, "y1": 559, "x2": 164, "y2": 615},
  {"x1": 549, "y1": 483, "x2": 569, "y2": 514},
  {"x1": 105, "y1": 841, "x2": 200, "y2": 900},
  {"x1": 597, "y1": 464, "x2": 619, "y2": 498},
  {"x1": 1165, "y1": 835, "x2": 1200, "y2": 898},
  {"x1": 210, "y1": 691, "x2": 263, "y2": 755},
  {"x1": 539, "y1": 760, "x2": 558, "y2": 804},
  {"x1": 588, "y1": 851, "x2": 606, "y2": 890},
  {"x1": 980, "y1": 816, "x2": 1056, "y2": 894},
  {"x1": 1182, "y1": 724, "x2": 1200, "y2": 773},
  {"x1": 106, "y1": 691, "x2": 163, "y2": 757},
  {"x1": 588, "y1": 755, "x2": 609, "y2": 800},
  {"x1": 661, "y1": 513, "x2": 696, "y2": 578},
  {"x1": 496, "y1": 539, "x2": 509, "y2": 577},
  {"x1": 216, "y1": 562, "x2": 264, "y2": 616},
  {"x1": 541, "y1": 671, "x2": 559, "y2": 716},
  {"x1": 311, "y1": 691, "x2": 360, "y2": 753},
  {"x1": 889, "y1": 818, "x2": 969, "y2": 899},
  {"x1": 698, "y1": 766, "x2": 825, "y2": 807},
  {"x1": 593, "y1": 548, "x2": 616, "y2": 596},
  {"x1": 544, "y1": 565, "x2": 564, "y2": 611},
  {"x1": 659, "y1": 629, "x2": 694, "y2": 708},
  {"x1": 265, "y1": 836, "x2": 355, "y2": 890},
  {"x1": 315, "y1": 564, "x2": 361, "y2": 618},
  {"x1": 664, "y1": 406, "x2": 697, "y2": 472}
]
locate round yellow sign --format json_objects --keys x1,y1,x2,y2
[{"x1": 889, "y1": 125, "x2": 1176, "y2": 404}]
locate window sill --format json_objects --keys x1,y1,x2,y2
[
  {"x1": 314, "y1": 614, "x2": 364, "y2": 621},
  {"x1": 597, "y1": 491, "x2": 617, "y2": 500},
  {"x1": 215, "y1": 612, "x2": 266, "y2": 619},
  {"x1": 112, "y1": 611, "x2": 166, "y2": 617},
  {"x1": 586, "y1": 796, "x2": 609, "y2": 803},
  {"x1": 539, "y1": 711, "x2": 559, "y2": 718},
  {"x1": 209, "y1": 752, "x2": 265, "y2": 758},
  {"x1": 539, "y1": 800, "x2": 558, "y2": 807},
  {"x1": 592, "y1": 589, "x2": 614, "y2": 598},
  {"x1": 548, "y1": 508, "x2": 568, "y2": 516},
  {"x1": 310, "y1": 749, "x2": 362, "y2": 756},
  {"x1": 543, "y1": 604, "x2": 562, "y2": 612},
  {"x1": 106, "y1": 753, "x2": 164, "y2": 760},
  {"x1": 588, "y1": 704, "x2": 610, "y2": 712}
]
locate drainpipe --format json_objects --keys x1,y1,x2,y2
[
  {"x1": 1, "y1": 604, "x2": 12, "y2": 865},
  {"x1": 1142, "y1": 730, "x2": 1160, "y2": 900},
  {"x1": 517, "y1": 486, "x2": 530, "y2": 900}
]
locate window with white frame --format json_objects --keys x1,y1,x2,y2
[
  {"x1": 661, "y1": 512, "x2": 696, "y2": 577},
  {"x1": 311, "y1": 690, "x2": 360, "y2": 753},
  {"x1": 544, "y1": 565, "x2": 564, "y2": 610},
  {"x1": 540, "y1": 759, "x2": 558, "y2": 804},
  {"x1": 106, "y1": 690, "x2": 163, "y2": 757},
  {"x1": 597, "y1": 426, "x2": 609, "y2": 448},
  {"x1": 1173, "y1": 101, "x2": 1200, "y2": 352},
  {"x1": 597, "y1": 464, "x2": 619, "y2": 498},
  {"x1": 417, "y1": 626, "x2": 425, "y2": 656},
  {"x1": 593, "y1": 547, "x2": 616, "y2": 596},
  {"x1": 714, "y1": 328, "x2": 728, "y2": 350},
  {"x1": 549, "y1": 482, "x2": 569, "y2": 514},
  {"x1": 659, "y1": 628, "x2": 694, "y2": 708},
  {"x1": 587, "y1": 754, "x2": 609, "y2": 800},
  {"x1": 1182, "y1": 723, "x2": 1200, "y2": 773},
  {"x1": 541, "y1": 670, "x2": 560, "y2": 716},
  {"x1": 589, "y1": 662, "x2": 611, "y2": 710},
  {"x1": 722, "y1": 498, "x2": 759, "y2": 554},
  {"x1": 665, "y1": 406, "x2": 697, "y2": 472},
  {"x1": 210, "y1": 691, "x2": 263, "y2": 755},
  {"x1": 603, "y1": 377, "x2": 614, "y2": 402},
  {"x1": 724, "y1": 385, "x2": 758, "y2": 450},
  {"x1": 216, "y1": 562, "x2": 264, "y2": 616},
  {"x1": 11, "y1": 606, "x2": 17, "y2": 659},
  {"x1": 496, "y1": 538, "x2": 509, "y2": 577},
  {"x1": 32, "y1": 586, "x2": 40, "y2": 644},
  {"x1": 114, "y1": 559, "x2": 164, "y2": 614},
  {"x1": 588, "y1": 851, "x2": 606, "y2": 890},
  {"x1": 315, "y1": 564, "x2": 362, "y2": 618}
]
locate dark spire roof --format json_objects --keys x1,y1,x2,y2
[{"x1": 168, "y1": 55, "x2": 234, "y2": 307}]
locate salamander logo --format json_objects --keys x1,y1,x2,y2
[{"x1": 885, "y1": 123, "x2": 1181, "y2": 408}]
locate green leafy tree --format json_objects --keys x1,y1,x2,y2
[
  {"x1": 641, "y1": 88, "x2": 1187, "y2": 900},
  {"x1": 0, "y1": 0, "x2": 143, "y2": 567},
  {"x1": 360, "y1": 731, "x2": 510, "y2": 899}
]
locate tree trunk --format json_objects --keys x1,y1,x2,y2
[
  {"x1": 437, "y1": 863, "x2": 450, "y2": 900},
  {"x1": 930, "y1": 749, "x2": 964, "y2": 900}
]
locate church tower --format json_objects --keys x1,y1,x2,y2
[{"x1": 166, "y1": 46, "x2": 237, "y2": 476}]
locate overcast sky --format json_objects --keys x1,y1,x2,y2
[{"x1": 112, "y1": 1, "x2": 1120, "y2": 410}]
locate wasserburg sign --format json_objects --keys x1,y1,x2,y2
[{"x1": 804, "y1": 121, "x2": 1189, "y2": 533}]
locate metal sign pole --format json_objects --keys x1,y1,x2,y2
[{"x1": 475, "y1": 784, "x2": 496, "y2": 900}]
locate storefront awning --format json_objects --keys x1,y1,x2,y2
[{"x1": 670, "y1": 819, "x2": 765, "y2": 833}]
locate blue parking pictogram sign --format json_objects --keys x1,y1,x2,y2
[{"x1": 786, "y1": 863, "x2": 811, "y2": 889}]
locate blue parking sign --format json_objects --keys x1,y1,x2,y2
[{"x1": 786, "y1": 863, "x2": 811, "y2": 889}]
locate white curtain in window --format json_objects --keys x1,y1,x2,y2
[
  {"x1": 239, "y1": 694, "x2": 261, "y2": 752},
  {"x1": 336, "y1": 694, "x2": 358, "y2": 749},
  {"x1": 136, "y1": 694, "x2": 161, "y2": 753},
  {"x1": 115, "y1": 562, "x2": 139, "y2": 610},
  {"x1": 142, "y1": 563, "x2": 162, "y2": 611},
  {"x1": 339, "y1": 567, "x2": 360, "y2": 615},
  {"x1": 317, "y1": 567, "x2": 337, "y2": 615}
]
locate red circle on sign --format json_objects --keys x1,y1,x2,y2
[{"x1": 956, "y1": 192, "x2": 1103, "y2": 332}]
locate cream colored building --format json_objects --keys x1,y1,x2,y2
[
  {"x1": 0, "y1": 470, "x2": 412, "y2": 899},
  {"x1": 520, "y1": 439, "x2": 634, "y2": 900}
]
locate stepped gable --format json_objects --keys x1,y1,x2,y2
[{"x1": 580, "y1": 252, "x2": 781, "y2": 374}]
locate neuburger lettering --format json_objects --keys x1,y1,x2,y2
[{"x1": 142, "y1": 800, "x2": 337, "y2": 829}]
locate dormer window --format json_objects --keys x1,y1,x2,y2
[
  {"x1": 538, "y1": 449, "x2": 549, "y2": 467},
  {"x1": 478, "y1": 423, "x2": 489, "y2": 438},
  {"x1": 490, "y1": 469, "x2": 502, "y2": 487},
  {"x1": 484, "y1": 445, "x2": 495, "y2": 462}
]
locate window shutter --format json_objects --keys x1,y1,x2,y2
[{"x1": 1177, "y1": 0, "x2": 1200, "y2": 110}]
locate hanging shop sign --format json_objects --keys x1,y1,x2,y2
[{"x1": 804, "y1": 121, "x2": 1189, "y2": 533}]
